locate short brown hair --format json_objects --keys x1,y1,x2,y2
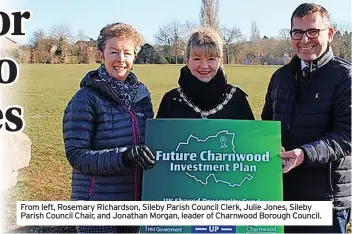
[
  {"x1": 291, "y1": 3, "x2": 331, "y2": 28},
  {"x1": 186, "y1": 27, "x2": 223, "y2": 62},
  {"x1": 97, "y1": 22, "x2": 144, "y2": 54}
]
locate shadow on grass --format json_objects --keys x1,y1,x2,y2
[{"x1": 8, "y1": 226, "x2": 76, "y2": 233}]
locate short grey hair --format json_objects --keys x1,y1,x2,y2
[{"x1": 97, "y1": 22, "x2": 144, "y2": 54}]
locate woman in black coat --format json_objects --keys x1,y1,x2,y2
[{"x1": 157, "y1": 27, "x2": 254, "y2": 120}]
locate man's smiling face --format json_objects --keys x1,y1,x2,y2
[{"x1": 291, "y1": 12, "x2": 334, "y2": 62}]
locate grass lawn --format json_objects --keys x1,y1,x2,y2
[{"x1": 1, "y1": 63, "x2": 304, "y2": 232}]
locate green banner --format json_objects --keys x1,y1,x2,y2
[{"x1": 142, "y1": 119, "x2": 283, "y2": 233}]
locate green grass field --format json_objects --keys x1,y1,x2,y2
[{"x1": 3, "y1": 64, "x2": 277, "y2": 232}]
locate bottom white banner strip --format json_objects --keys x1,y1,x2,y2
[{"x1": 17, "y1": 201, "x2": 333, "y2": 226}]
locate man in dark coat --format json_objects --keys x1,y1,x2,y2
[{"x1": 261, "y1": 3, "x2": 351, "y2": 233}]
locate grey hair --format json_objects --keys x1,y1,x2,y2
[{"x1": 96, "y1": 22, "x2": 144, "y2": 54}]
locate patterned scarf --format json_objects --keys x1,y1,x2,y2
[{"x1": 98, "y1": 64, "x2": 139, "y2": 107}]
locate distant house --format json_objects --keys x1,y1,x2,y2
[
  {"x1": 73, "y1": 40, "x2": 98, "y2": 64},
  {"x1": 38, "y1": 39, "x2": 58, "y2": 54},
  {"x1": 247, "y1": 52, "x2": 265, "y2": 65},
  {"x1": 74, "y1": 40, "x2": 96, "y2": 52},
  {"x1": 30, "y1": 38, "x2": 59, "y2": 63},
  {"x1": 0, "y1": 37, "x2": 19, "y2": 56},
  {"x1": 2, "y1": 36, "x2": 18, "y2": 49}
]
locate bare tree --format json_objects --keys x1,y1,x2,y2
[
  {"x1": 183, "y1": 20, "x2": 198, "y2": 39},
  {"x1": 331, "y1": 22, "x2": 351, "y2": 61},
  {"x1": 28, "y1": 29, "x2": 52, "y2": 63},
  {"x1": 49, "y1": 24, "x2": 73, "y2": 63},
  {"x1": 221, "y1": 25, "x2": 242, "y2": 64},
  {"x1": 277, "y1": 28, "x2": 293, "y2": 58},
  {"x1": 278, "y1": 29, "x2": 291, "y2": 40},
  {"x1": 199, "y1": 0, "x2": 220, "y2": 31},
  {"x1": 77, "y1": 29, "x2": 87, "y2": 41},
  {"x1": 154, "y1": 24, "x2": 173, "y2": 62},
  {"x1": 29, "y1": 29, "x2": 45, "y2": 47},
  {"x1": 74, "y1": 29, "x2": 94, "y2": 64},
  {"x1": 49, "y1": 24, "x2": 72, "y2": 42},
  {"x1": 154, "y1": 21, "x2": 185, "y2": 64},
  {"x1": 250, "y1": 21, "x2": 260, "y2": 43},
  {"x1": 332, "y1": 21, "x2": 351, "y2": 35},
  {"x1": 184, "y1": 20, "x2": 198, "y2": 31}
]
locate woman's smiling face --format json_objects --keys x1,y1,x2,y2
[
  {"x1": 101, "y1": 37, "x2": 136, "y2": 80},
  {"x1": 186, "y1": 48, "x2": 220, "y2": 83}
]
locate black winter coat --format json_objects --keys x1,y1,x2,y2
[
  {"x1": 156, "y1": 85, "x2": 255, "y2": 120},
  {"x1": 261, "y1": 48, "x2": 351, "y2": 209}
]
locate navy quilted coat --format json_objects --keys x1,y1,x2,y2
[
  {"x1": 261, "y1": 48, "x2": 351, "y2": 209},
  {"x1": 63, "y1": 70, "x2": 154, "y2": 201}
]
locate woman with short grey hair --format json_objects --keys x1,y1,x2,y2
[{"x1": 63, "y1": 22, "x2": 155, "y2": 233}]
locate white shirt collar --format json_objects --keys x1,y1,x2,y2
[{"x1": 301, "y1": 60, "x2": 308, "y2": 70}]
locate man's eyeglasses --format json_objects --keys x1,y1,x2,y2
[{"x1": 290, "y1": 28, "x2": 327, "y2": 40}]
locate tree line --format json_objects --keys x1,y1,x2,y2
[{"x1": 4, "y1": 0, "x2": 351, "y2": 65}]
